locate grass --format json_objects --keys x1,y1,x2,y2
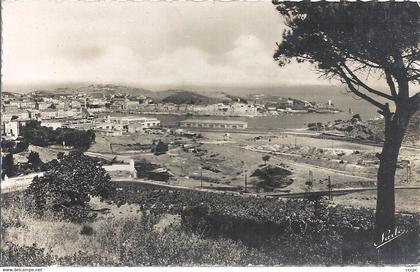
[
  {"x1": 2, "y1": 187, "x2": 418, "y2": 266},
  {"x1": 1, "y1": 193, "x2": 276, "y2": 266}
]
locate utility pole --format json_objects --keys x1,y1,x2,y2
[
  {"x1": 244, "y1": 169, "x2": 248, "y2": 193},
  {"x1": 327, "y1": 176, "x2": 333, "y2": 201},
  {"x1": 406, "y1": 161, "x2": 411, "y2": 183},
  {"x1": 200, "y1": 167, "x2": 203, "y2": 189}
]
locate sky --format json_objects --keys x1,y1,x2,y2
[{"x1": 2, "y1": 1, "x2": 329, "y2": 90}]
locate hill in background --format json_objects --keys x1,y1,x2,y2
[
  {"x1": 29, "y1": 84, "x2": 249, "y2": 105},
  {"x1": 32, "y1": 84, "x2": 155, "y2": 98}
]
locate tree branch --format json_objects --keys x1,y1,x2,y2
[
  {"x1": 341, "y1": 62, "x2": 395, "y2": 101},
  {"x1": 384, "y1": 70, "x2": 398, "y2": 99},
  {"x1": 337, "y1": 68, "x2": 386, "y2": 111}
]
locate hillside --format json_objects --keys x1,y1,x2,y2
[
  {"x1": 159, "y1": 90, "x2": 225, "y2": 105},
  {"x1": 2, "y1": 91, "x2": 21, "y2": 97},
  {"x1": 78, "y1": 84, "x2": 155, "y2": 98},
  {"x1": 33, "y1": 84, "x2": 154, "y2": 98},
  {"x1": 32, "y1": 88, "x2": 74, "y2": 97}
]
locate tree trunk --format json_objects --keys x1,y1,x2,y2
[
  {"x1": 375, "y1": 108, "x2": 409, "y2": 261},
  {"x1": 375, "y1": 133, "x2": 400, "y2": 237}
]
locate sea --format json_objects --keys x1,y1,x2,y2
[
  {"x1": 142, "y1": 87, "x2": 382, "y2": 130},
  {"x1": 10, "y1": 83, "x2": 384, "y2": 130},
  {"x1": 143, "y1": 111, "x2": 372, "y2": 131}
]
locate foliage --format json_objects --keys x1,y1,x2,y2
[
  {"x1": 21, "y1": 125, "x2": 55, "y2": 147},
  {"x1": 3, "y1": 185, "x2": 418, "y2": 266},
  {"x1": 0, "y1": 243, "x2": 53, "y2": 267},
  {"x1": 272, "y1": 0, "x2": 420, "y2": 240},
  {"x1": 153, "y1": 140, "x2": 168, "y2": 155},
  {"x1": 250, "y1": 165, "x2": 292, "y2": 192},
  {"x1": 161, "y1": 91, "x2": 216, "y2": 105},
  {"x1": 109, "y1": 182, "x2": 419, "y2": 265},
  {"x1": 57, "y1": 128, "x2": 96, "y2": 150},
  {"x1": 15, "y1": 141, "x2": 30, "y2": 153},
  {"x1": 262, "y1": 154, "x2": 271, "y2": 164},
  {"x1": 20, "y1": 122, "x2": 95, "y2": 150},
  {"x1": 25, "y1": 120, "x2": 41, "y2": 129},
  {"x1": 2, "y1": 153, "x2": 17, "y2": 179},
  {"x1": 273, "y1": 1, "x2": 419, "y2": 90},
  {"x1": 26, "y1": 151, "x2": 115, "y2": 223},
  {"x1": 1, "y1": 139, "x2": 29, "y2": 154},
  {"x1": 1, "y1": 139, "x2": 15, "y2": 151},
  {"x1": 133, "y1": 159, "x2": 171, "y2": 182},
  {"x1": 80, "y1": 225, "x2": 95, "y2": 236},
  {"x1": 1, "y1": 213, "x2": 275, "y2": 266},
  {"x1": 27, "y1": 151, "x2": 43, "y2": 171}
]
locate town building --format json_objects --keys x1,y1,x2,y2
[
  {"x1": 70, "y1": 100, "x2": 82, "y2": 109},
  {"x1": 40, "y1": 120, "x2": 63, "y2": 130},
  {"x1": 35, "y1": 102, "x2": 51, "y2": 110},
  {"x1": 124, "y1": 100, "x2": 140, "y2": 110},
  {"x1": 3, "y1": 121, "x2": 20, "y2": 139},
  {"x1": 1, "y1": 110, "x2": 31, "y2": 122},
  {"x1": 95, "y1": 129, "x2": 123, "y2": 137},
  {"x1": 179, "y1": 119, "x2": 248, "y2": 129},
  {"x1": 102, "y1": 115, "x2": 161, "y2": 133},
  {"x1": 35, "y1": 109, "x2": 81, "y2": 120}
]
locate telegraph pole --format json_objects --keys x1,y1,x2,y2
[
  {"x1": 200, "y1": 167, "x2": 203, "y2": 189},
  {"x1": 327, "y1": 176, "x2": 333, "y2": 201},
  {"x1": 244, "y1": 169, "x2": 248, "y2": 193},
  {"x1": 406, "y1": 161, "x2": 411, "y2": 183}
]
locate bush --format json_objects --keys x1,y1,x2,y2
[
  {"x1": 0, "y1": 243, "x2": 53, "y2": 267},
  {"x1": 26, "y1": 151, "x2": 115, "y2": 223},
  {"x1": 1, "y1": 139, "x2": 29, "y2": 154},
  {"x1": 2, "y1": 153, "x2": 17, "y2": 179},
  {"x1": 80, "y1": 225, "x2": 95, "y2": 236},
  {"x1": 108, "y1": 182, "x2": 419, "y2": 265},
  {"x1": 20, "y1": 123, "x2": 95, "y2": 150},
  {"x1": 27, "y1": 151, "x2": 43, "y2": 171},
  {"x1": 153, "y1": 141, "x2": 168, "y2": 155},
  {"x1": 250, "y1": 165, "x2": 292, "y2": 192}
]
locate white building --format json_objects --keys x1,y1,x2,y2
[
  {"x1": 35, "y1": 102, "x2": 51, "y2": 110},
  {"x1": 3, "y1": 121, "x2": 20, "y2": 139},
  {"x1": 41, "y1": 120, "x2": 62, "y2": 130},
  {"x1": 102, "y1": 115, "x2": 161, "y2": 133},
  {"x1": 1, "y1": 110, "x2": 31, "y2": 122},
  {"x1": 95, "y1": 129, "x2": 123, "y2": 137},
  {"x1": 37, "y1": 109, "x2": 80, "y2": 120},
  {"x1": 70, "y1": 101, "x2": 82, "y2": 109}
]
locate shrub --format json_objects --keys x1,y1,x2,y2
[
  {"x1": 26, "y1": 151, "x2": 115, "y2": 223},
  {"x1": 108, "y1": 182, "x2": 419, "y2": 265},
  {"x1": 2, "y1": 153, "x2": 17, "y2": 179},
  {"x1": 80, "y1": 225, "x2": 95, "y2": 236},
  {"x1": 153, "y1": 141, "x2": 168, "y2": 155},
  {"x1": 262, "y1": 155, "x2": 271, "y2": 165},
  {"x1": 0, "y1": 243, "x2": 53, "y2": 267},
  {"x1": 20, "y1": 123, "x2": 95, "y2": 150},
  {"x1": 27, "y1": 151, "x2": 43, "y2": 170}
]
